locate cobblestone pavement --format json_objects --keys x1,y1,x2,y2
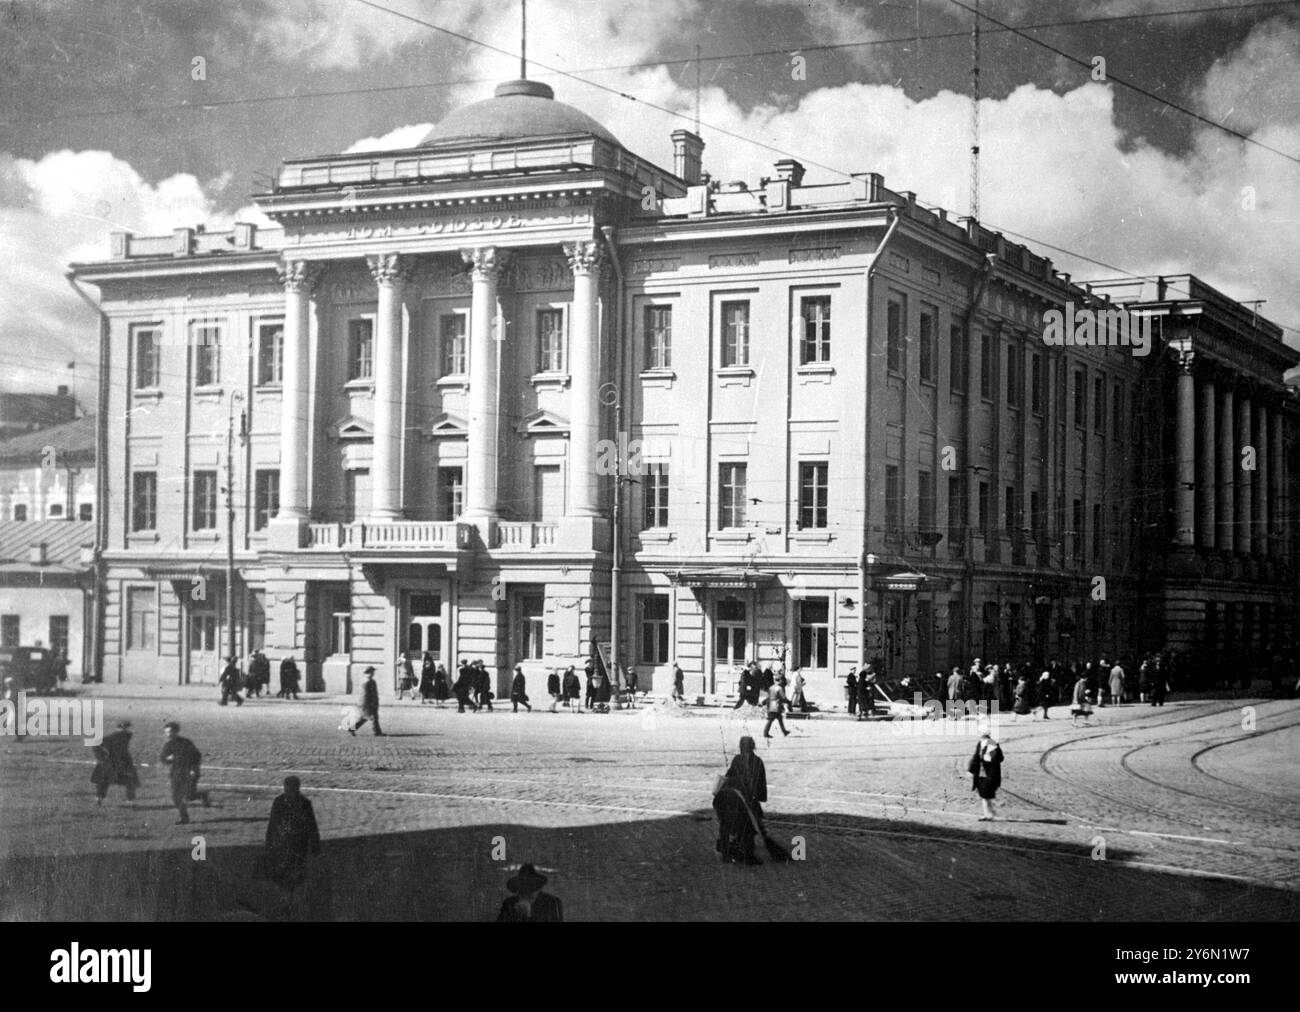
[{"x1": 1, "y1": 691, "x2": 1297, "y2": 921}]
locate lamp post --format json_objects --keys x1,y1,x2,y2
[{"x1": 225, "y1": 390, "x2": 247, "y2": 666}]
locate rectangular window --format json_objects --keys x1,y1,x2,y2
[
  {"x1": 919, "y1": 305, "x2": 936, "y2": 382},
  {"x1": 254, "y1": 470, "x2": 279, "y2": 531},
  {"x1": 1094, "y1": 375, "x2": 1106, "y2": 432},
  {"x1": 980, "y1": 333, "x2": 992, "y2": 399},
  {"x1": 134, "y1": 325, "x2": 161, "y2": 389},
  {"x1": 191, "y1": 471, "x2": 217, "y2": 531},
  {"x1": 639, "y1": 595, "x2": 670, "y2": 665},
  {"x1": 1006, "y1": 344, "x2": 1019, "y2": 406},
  {"x1": 247, "y1": 590, "x2": 265, "y2": 654},
  {"x1": 643, "y1": 464, "x2": 670, "y2": 529},
  {"x1": 719, "y1": 462, "x2": 747, "y2": 529},
  {"x1": 126, "y1": 587, "x2": 156, "y2": 651},
  {"x1": 331, "y1": 612, "x2": 352, "y2": 656},
  {"x1": 1005, "y1": 485, "x2": 1018, "y2": 538},
  {"x1": 78, "y1": 503, "x2": 93, "y2": 521},
  {"x1": 48, "y1": 504, "x2": 63, "y2": 518},
  {"x1": 192, "y1": 321, "x2": 221, "y2": 388},
  {"x1": 349, "y1": 318, "x2": 373, "y2": 381},
  {"x1": 978, "y1": 481, "x2": 991, "y2": 539},
  {"x1": 1112, "y1": 380, "x2": 1123, "y2": 437},
  {"x1": 800, "y1": 295, "x2": 831, "y2": 365},
  {"x1": 949, "y1": 323, "x2": 966, "y2": 393},
  {"x1": 947, "y1": 474, "x2": 966, "y2": 547},
  {"x1": 715, "y1": 599, "x2": 747, "y2": 669},
  {"x1": 1, "y1": 615, "x2": 18, "y2": 647},
  {"x1": 917, "y1": 469, "x2": 934, "y2": 534},
  {"x1": 257, "y1": 321, "x2": 284, "y2": 385},
  {"x1": 534, "y1": 464, "x2": 564, "y2": 522},
  {"x1": 885, "y1": 465, "x2": 901, "y2": 539},
  {"x1": 537, "y1": 308, "x2": 565, "y2": 373},
  {"x1": 439, "y1": 313, "x2": 467, "y2": 376},
  {"x1": 131, "y1": 472, "x2": 157, "y2": 532},
  {"x1": 520, "y1": 593, "x2": 545, "y2": 661},
  {"x1": 1072, "y1": 499, "x2": 1084, "y2": 562},
  {"x1": 886, "y1": 295, "x2": 905, "y2": 374},
  {"x1": 1030, "y1": 490, "x2": 1044, "y2": 548},
  {"x1": 437, "y1": 466, "x2": 463, "y2": 521},
  {"x1": 1073, "y1": 368, "x2": 1086, "y2": 428},
  {"x1": 798, "y1": 462, "x2": 828, "y2": 529},
  {"x1": 1030, "y1": 353, "x2": 1043, "y2": 414},
  {"x1": 12, "y1": 505, "x2": 26, "y2": 521},
  {"x1": 644, "y1": 305, "x2": 672, "y2": 370},
  {"x1": 721, "y1": 301, "x2": 750, "y2": 368},
  {"x1": 1093, "y1": 502, "x2": 1104, "y2": 561},
  {"x1": 344, "y1": 469, "x2": 370, "y2": 523},
  {"x1": 797, "y1": 598, "x2": 830, "y2": 670}
]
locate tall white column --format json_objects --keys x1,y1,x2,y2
[
  {"x1": 275, "y1": 260, "x2": 322, "y2": 526},
  {"x1": 1217, "y1": 384, "x2": 1235, "y2": 553},
  {"x1": 1254, "y1": 400, "x2": 1269, "y2": 557},
  {"x1": 366, "y1": 253, "x2": 412, "y2": 522},
  {"x1": 1197, "y1": 375, "x2": 1216, "y2": 548},
  {"x1": 461, "y1": 247, "x2": 509, "y2": 520},
  {"x1": 1174, "y1": 350, "x2": 1196, "y2": 546},
  {"x1": 1237, "y1": 391, "x2": 1253, "y2": 555},
  {"x1": 563, "y1": 240, "x2": 604, "y2": 518}
]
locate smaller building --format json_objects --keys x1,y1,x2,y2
[
  {"x1": 0, "y1": 520, "x2": 96, "y2": 678},
  {"x1": 0, "y1": 386, "x2": 79, "y2": 441},
  {"x1": 0, "y1": 415, "x2": 97, "y2": 523}
]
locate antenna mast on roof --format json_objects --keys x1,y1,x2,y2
[
  {"x1": 694, "y1": 42, "x2": 701, "y2": 134},
  {"x1": 521, "y1": 0, "x2": 527, "y2": 78},
  {"x1": 970, "y1": 0, "x2": 981, "y2": 221}
]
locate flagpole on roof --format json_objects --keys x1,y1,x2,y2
[{"x1": 520, "y1": 0, "x2": 527, "y2": 79}]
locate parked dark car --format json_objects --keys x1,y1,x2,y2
[{"x1": 0, "y1": 646, "x2": 60, "y2": 695}]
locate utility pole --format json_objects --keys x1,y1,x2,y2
[
  {"x1": 970, "y1": 0, "x2": 981, "y2": 221},
  {"x1": 611, "y1": 399, "x2": 622, "y2": 708},
  {"x1": 225, "y1": 391, "x2": 246, "y2": 666}
]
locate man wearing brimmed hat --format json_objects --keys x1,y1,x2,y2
[
  {"x1": 496, "y1": 863, "x2": 563, "y2": 922},
  {"x1": 349, "y1": 667, "x2": 384, "y2": 736}
]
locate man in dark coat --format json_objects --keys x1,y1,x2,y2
[
  {"x1": 278, "y1": 656, "x2": 301, "y2": 699},
  {"x1": 475, "y1": 660, "x2": 494, "y2": 711},
  {"x1": 160, "y1": 722, "x2": 209, "y2": 824},
  {"x1": 496, "y1": 864, "x2": 563, "y2": 922},
  {"x1": 510, "y1": 665, "x2": 532, "y2": 712},
  {"x1": 349, "y1": 667, "x2": 384, "y2": 735},
  {"x1": 845, "y1": 668, "x2": 858, "y2": 715},
  {"x1": 547, "y1": 669, "x2": 562, "y2": 712},
  {"x1": 246, "y1": 650, "x2": 269, "y2": 698},
  {"x1": 454, "y1": 660, "x2": 478, "y2": 713},
  {"x1": 857, "y1": 666, "x2": 877, "y2": 719},
  {"x1": 672, "y1": 663, "x2": 685, "y2": 702},
  {"x1": 713, "y1": 773, "x2": 756, "y2": 864},
  {"x1": 219, "y1": 656, "x2": 244, "y2": 707},
  {"x1": 562, "y1": 666, "x2": 581, "y2": 709},
  {"x1": 262, "y1": 776, "x2": 321, "y2": 889},
  {"x1": 91, "y1": 721, "x2": 139, "y2": 805},
  {"x1": 624, "y1": 667, "x2": 638, "y2": 708}
]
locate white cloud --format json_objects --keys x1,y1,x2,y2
[{"x1": 343, "y1": 123, "x2": 435, "y2": 153}]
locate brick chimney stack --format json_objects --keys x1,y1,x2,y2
[{"x1": 671, "y1": 130, "x2": 705, "y2": 185}]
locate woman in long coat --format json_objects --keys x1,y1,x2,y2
[
  {"x1": 562, "y1": 666, "x2": 581, "y2": 709},
  {"x1": 432, "y1": 663, "x2": 450, "y2": 705},
  {"x1": 1070, "y1": 674, "x2": 1093, "y2": 726},
  {"x1": 968, "y1": 732, "x2": 1004, "y2": 820},
  {"x1": 1012, "y1": 675, "x2": 1032, "y2": 717},
  {"x1": 418, "y1": 653, "x2": 436, "y2": 704}
]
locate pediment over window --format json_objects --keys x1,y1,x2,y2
[
  {"x1": 334, "y1": 415, "x2": 374, "y2": 441},
  {"x1": 430, "y1": 412, "x2": 468, "y2": 436},
  {"x1": 515, "y1": 409, "x2": 570, "y2": 436}
]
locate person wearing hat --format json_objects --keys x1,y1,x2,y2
[
  {"x1": 349, "y1": 667, "x2": 384, "y2": 736},
  {"x1": 496, "y1": 863, "x2": 563, "y2": 922},
  {"x1": 1036, "y1": 671, "x2": 1054, "y2": 719},
  {"x1": 278, "y1": 655, "x2": 302, "y2": 700},
  {"x1": 510, "y1": 664, "x2": 532, "y2": 713},
  {"x1": 1012, "y1": 674, "x2": 1032, "y2": 719},
  {"x1": 968, "y1": 731, "x2": 1004, "y2": 821},
  {"x1": 91, "y1": 721, "x2": 139, "y2": 805},
  {"x1": 219, "y1": 655, "x2": 244, "y2": 707}
]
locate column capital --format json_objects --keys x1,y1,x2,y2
[
  {"x1": 1176, "y1": 345, "x2": 1196, "y2": 374},
  {"x1": 366, "y1": 252, "x2": 415, "y2": 287},
  {"x1": 277, "y1": 259, "x2": 324, "y2": 294},
  {"x1": 563, "y1": 239, "x2": 605, "y2": 276},
  {"x1": 460, "y1": 246, "x2": 511, "y2": 282}
]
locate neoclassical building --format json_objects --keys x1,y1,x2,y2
[{"x1": 71, "y1": 78, "x2": 1299, "y2": 699}]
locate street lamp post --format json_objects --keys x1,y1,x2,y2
[{"x1": 225, "y1": 391, "x2": 246, "y2": 666}]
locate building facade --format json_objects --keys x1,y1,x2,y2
[
  {"x1": 0, "y1": 520, "x2": 96, "y2": 677},
  {"x1": 0, "y1": 415, "x2": 97, "y2": 524},
  {"x1": 70, "y1": 79, "x2": 1300, "y2": 700}
]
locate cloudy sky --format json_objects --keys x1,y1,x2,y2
[{"x1": 3, "y1": 0, "x2": 1299, "y2": 402}]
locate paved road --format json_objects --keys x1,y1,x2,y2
[{"x1": 1, "y1": 691, "x2": 1297, "y2": 921}]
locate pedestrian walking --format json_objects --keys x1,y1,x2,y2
[
  {"x1": 261, "y1": 776, "x2": 321, "y2": 891},
  {"x1": 91, "y1": 721, "x2": 139, "y2": 805},
  {"x1": 583, "y1": 662, "x2": 596, "y2": 712},
  {"x1": 245, "y1": 650, "x2": 269, "y2": 698},
  {"x1": 160, "y1": 722, "x2": 209, "y2": 825},
  {"x1": 671, "y1": 662, "x2": 685, "y2": 703},
  {"x1": 397, "y1": 653, "x2": 417, "y2": 700},
  {"x1": 349, "y1": 667, "x2": 385, "y2": 736},
  {"x1": 433, "y1": 662, "x2": 450, "y2": 706},
  {"x1": 845, "y1": 668, "x2": 858, "y2": 715},
  {"x1": 947, "y1": 666, "x2": 965, "y2": 716},
  {"x1": 1109, "y1": 661, "x2": 1125, "y2": 706},
  {"x1": 1012, "y1": 676, "x2": 1032, "y2": 718},
  {"x1": 1037, "y1": 671, "x2": 1053, "y2": 719},
  {"x1": 511, "y1": 665, "x2": 532, "y2": 712},
  {"x1": 625, "y1": 667, "x2": 638, "y2": 708},
  {"x1": 475, "y1": 660, "x2": 495, "y2": 711},
  {"x1": 278, "y1": 656, "x2": 301, "y2": 699},
  {"x1": 453, "y1": 660, "x2": 479, "y2": 713},
  {"x1": 219, "y1": 656, "x2": 244, "y2": 707},
  {"x1": 857, "y1": 666, "x2": 877, "y2": 719},
  {"x1": 562, "y1": 665, "x2": 581, "y2": 710},
  {"x1": 419, "y1": 653, "x2": 436, "y2": 704},
  {"x1": 1150, "y1": 667, "x2": 1168, "y2": 707},
  {"x1": 763, "y1": 680, "x2": 790, "y2": 739},
  {"x1": 968, "y1": 731, "x2": 1004, "y2": 821},
  {"x1": 496, "y1": 864, "x2": 563, "y2": 922},
  {"x1": 547, "y1": 669, "x2": 562, "y2": 712},
  {"x1": 1070, "y1": 674, "x2": 1092, "y2": 727}
]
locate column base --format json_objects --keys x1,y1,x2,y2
[
  {"x1": 267, "y1": 516, "x2": 307, "y2": 551},
  {"x1": 556, "y1": 515, "x2": 611, "y2": 553}
]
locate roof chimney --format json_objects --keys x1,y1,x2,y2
[
  {"x1": 773, "y1": 158, "x2": 805, "y2": 188},
  {"x1": 671, "y1": 129, "x2": 705, "y2": 186},
  {"x1": 30, "y1": 543, "x2": 48, "y2": 566}
]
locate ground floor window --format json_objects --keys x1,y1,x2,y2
[
  {"x1": 48, "y1": 615, "x2": 69, "y2": 659},
  {"x1": 520, "y1": 592, "x2": 545, "y2": 661},
  {"x1": 715, "y1": 598, "x2": 746, "y2": 667},
  {"x1": 247, "y1": 590, "x2": 265, "y2": 653},
  {"x1": 126, "y1": 587, "x2": 157, "y2": 652},
  {"x1": 639, "y1": 594, "x2": 670, "y2": 664},
  {"x1": 330, "y1": 589, "x2": 352, "y2": 656},
  {"x1": 1, "y1": 614, "x2": 18, "y2": 646},
  {"x1": 797, "y1": 598, "x2": 829, "y2": 669}
]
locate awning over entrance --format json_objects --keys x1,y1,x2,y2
[
  {"x1": 668, "y1": 568, "x2": 775, "y2": 590},
  {"x1": 876, "y1": 570, "x2": 928, "y2": 593},
  {"x1": 142, "y1": 563, "x2": 223, "y2": 583}
]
